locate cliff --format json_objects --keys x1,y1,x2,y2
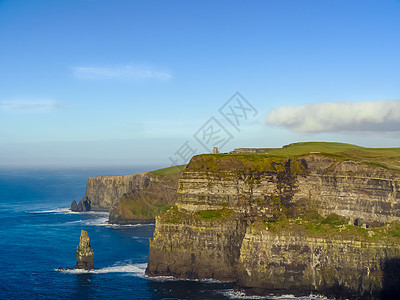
[
  {"x1": 73, "y1": 165, "x2": 185, "y2": 224},
  {"x1": 109, "y1": 166, "x2": 184, "y2": 224},
  {"x1": 147, "y1": 142, "x2": 400, "y2": 298}
]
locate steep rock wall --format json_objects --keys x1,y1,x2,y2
[
  {"x1": 75, "y1": 166, "x2": 183, "y2": 224},
  {"x1": 147, "y1": 153, "x2": 400, "y2": 298},
  {"x1": 238, "y1": 226, "x2": 400, "y2": 298},
  {"x1": 176, "y1": 155, "x2": 400, "y2": 225},
  {"x1": 80, "y1": 172, "x2": 151, "y2": 211},
  {"x1": 147, "y1": 209, "x2": 246, "y2": 280},
  {"x1": 108, "y1": 170, "x2": 180, "y2": 224}
]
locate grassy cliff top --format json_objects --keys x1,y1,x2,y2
[
  {"x1": 150, "y1": 164, "x2": 186, "y2": 176},
  {"x1": 187, "y1": 142, "x2": 400, "y2": 172},
  {"x1": 267, "y1": 141, "x2": 400, "y2": 156}
]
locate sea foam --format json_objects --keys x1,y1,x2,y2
[
  {"x1": 56, "y1": 263, "x2": 147, "y2": 277},
  {"x1": 221, "y1": 289, "x2": 330, "y2": 300}
]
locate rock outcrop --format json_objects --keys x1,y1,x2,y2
[
  {"x1": 70, "y1": 200, "x2": 79, "y2": 212},
  {"x1": 72, "y1": 166, "x2": 185, "y2": 224},
  {"x1": 108, "y1": 170, "x2": 180, "y2": 224},
  {"x1": 77, "y1": 173, "x2": 152, "y2": 212},
  {"x1": 147, "y1": 144, "x2": 400, "y2": 298},
  {"x1": 76, "y1": 230, "x2": 94, "y2": 270}
]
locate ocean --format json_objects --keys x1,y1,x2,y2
[{"x1": 0, "y1": 168, "x2": 328, "y2": 300}]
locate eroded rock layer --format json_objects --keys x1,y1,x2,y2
[
  {"x1": 76, "y1": 230, "x2": 94, "y2": 270},
  {"x1": 73, "y1": 166, "x2": 184, "y2": 224},
  {"x1": 79, "y1": 172, "x2": 151, "y2": 211},
  {"x1": 147, "y1": 149, "x2": 400, "y2": 298}
]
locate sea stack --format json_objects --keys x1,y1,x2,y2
[{"x1": 76, "y1": 230, "x2": 94, "y2": 270}]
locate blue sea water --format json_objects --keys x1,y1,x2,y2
[{"x1": 0, "y1": 168, "x2": 327, "y2": 300}]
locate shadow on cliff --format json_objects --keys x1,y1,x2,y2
[{"x1": 381, "y1": 258, "x2": 400, "y2": 299}]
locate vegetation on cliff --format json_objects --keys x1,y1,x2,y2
[
  {"x1": 108, "y1": 165, "x2": 185, "y2": 224},
  {"x1": 187, "y1": 142, "x2": 400, "y2": 173},
  {"x1": 160, "y1": 206, "x2": 235, "y2": 223},
  {"x1": 147, "y1": 142, "x2": 400, "y2": 298},
  {"x1": 251, "y1": 211, "x2": 400, "y2": 245}
]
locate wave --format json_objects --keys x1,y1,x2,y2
[
  {"x1": 56, "y1": 263, "x2": 147, "y2": 277},
  {"x1": 221, "y1": 290, "x2": 330, "y2": 300},
  {"x1": 81, "y1": 216, "x2": 110, "y2": 226},
  {"x1": 146, "y1": 275, "x2": 225, "y2": 283},
  {"x1": 28, "y1": 208, "x2": 72, "y2": 214},
  {"x1": 27, "y1": 208, "x2": 154, "y2": 229},
  {"x1": 27, "y1": 208, "x2": 110, "y2": 216},
  {"x1": 105, "y1": 223, "x2": 155, "y2": 228},
  {"x1": 78, "y1": 218, "x2": 155, "y2": 228},
  {"x1": 62, "y1": 218, "x2": 154, "y2": 228}
]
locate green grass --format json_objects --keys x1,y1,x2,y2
[
  {"x1": 263, "y1": 142, "x2": 400, "y2": 171},
  {"x1": 187, "y1": 142, "x2": 400, "y2": 172},
  {"x1": 268, "y1": 141, "x2": 365, "y2": 156},
  {"x1": 321, "y1": 213, "x2": 347, "y2": 226},
  {"x1": 187, "y1": 153, "x2": 308, "y2": 174},
  {"x1": 260, "y1": 211, "x2": 400, "y2": 244},
  {"x1": 116, "y1": 198, "x2": 172, "y2": 219},
  {"x1": 151, "y1": 164, "x2": 187, "y2": 176},
  {"x1": 160, "y1": 206, "x2": 188, "y2": 224}
]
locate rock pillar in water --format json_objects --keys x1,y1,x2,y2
[
  {"x1": 76, "y1": 230, "x2": 94, "y2": 270},
  {"x1": 70, "y1": 200, "x2": 79, "y2": 212}
]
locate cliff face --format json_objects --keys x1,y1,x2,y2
[
  {"x1": 147, "y1": 148, "x2": 400, "y2": 298},
  {"x1": 176, "y1": 154, "x2": 400, "y2": 225},
  {"x1": 108, "y1": 167, "x2": 182, "y2": 224},
  {"x1": 80, "y1": 173, "x2": 151, "y2": 211},
  {"x1": 74, "y1": 166, "x2": 184, "y2": 224},
  {"x1": 148, "y1": 207, "x2": 246, "y2": 281},
  {"x1": 238, "y1": 226, "x2": 400, "y2": 297},
  {"x1": 294, "y1": 155, "x2": 400, "y2": 225}
]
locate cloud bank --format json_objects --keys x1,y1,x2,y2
[
  {"x1": 72, "y1": 64, "x2": 172, "y2": 80},
  {"x1": 0, "y1": 100, "x2": 62, "y2": 111},
  {"x1": 266, "y1": 100, "x2": 400, "y2": 133}
]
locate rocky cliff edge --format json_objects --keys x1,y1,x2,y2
[
  {"x1": 72, "y1": 165, "x2": 185, "y2": 224},
  {"x1": 147, "y1": 142, "x2": 400, "y2": 298}
]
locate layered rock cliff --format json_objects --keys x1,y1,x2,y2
[
  {"x1": 73, "y1": 165, "x2": 184, "y2": 224},
  {"x1": 77, "y1": 172, "x2": 151, "y2": 211},
  {"x1": 109, "y1": 166, "x2": 183, "y2": 224},
  {"x1": 147, "y1": 143, "x2": 400, "y2": 298}
]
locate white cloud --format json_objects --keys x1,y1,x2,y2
[
  {"x1": 0, "y1": 100, "x2": 62, "y2": 111},
  {"x1": 72, "y1": 64, "x2": 172, "y2": 80},
  {"x1": 266, "y1": 100, "x2": 400, "y2": 133}
]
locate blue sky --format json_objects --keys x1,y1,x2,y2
[{"x1": 1, "y1": 0, "x2": 400, "y2": 168}]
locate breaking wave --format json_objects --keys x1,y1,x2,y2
[
  {"x1": 221, "y1": 290, "x2": 330, "y2": 299},
  {"x1": 28, "y1": 208, "x2": 73, "y2": 214},
  {"x1": 79, "y1": 217, "x2": 154, "y2": 227},
  {"x1": 26, "y1": 208, "x2": 154, "y2": 228},
  {"x1": 27, "y1": 208, "x2": 109, "y2": 216},
  {"x1": 56, "y1": 263, "x2": 147, "y2": 277}
]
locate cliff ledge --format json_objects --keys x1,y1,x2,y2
[{"x1": 147, "y1": 142, "x2": 400, "y2": 299}]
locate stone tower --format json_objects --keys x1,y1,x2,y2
[
  {"x1": 76, "y1": 230, "x2": 94, "y2": 270},
  {"x1": 212, "y1": 147, "x2": 219, "y2": 154}
]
